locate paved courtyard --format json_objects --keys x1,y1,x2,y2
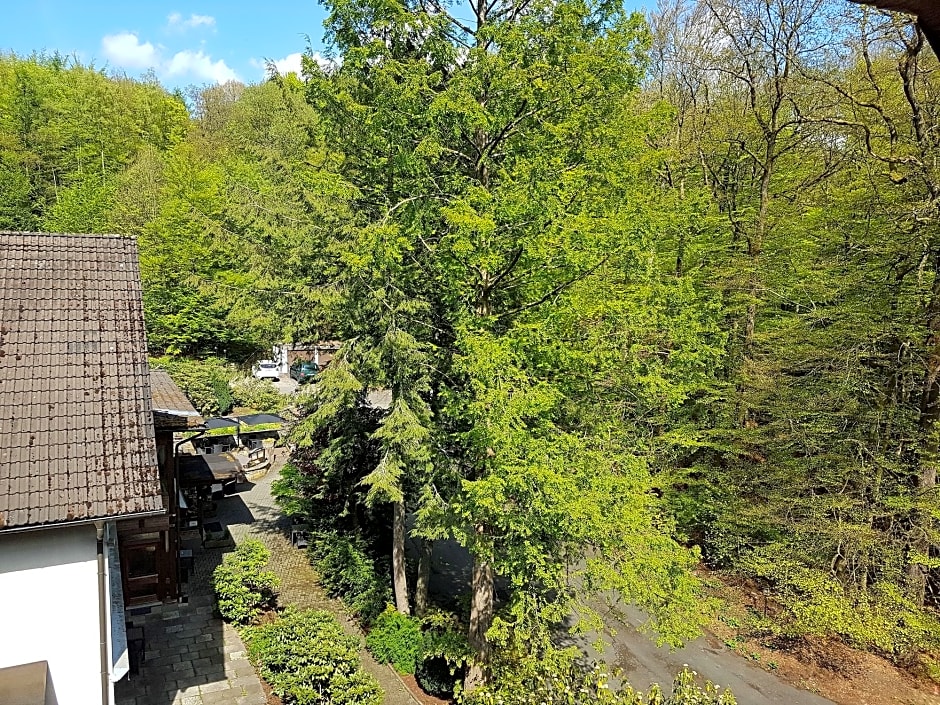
[
  {"x1": 115, "y1": 448, "x2": 417, "y2": 705},
  {"x1": 114, "y1": 566, "x2": 265, "y2": 705}
]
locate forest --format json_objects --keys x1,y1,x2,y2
[{"x1": 2, "y1": 0, "x2": 939, "y2": 700}]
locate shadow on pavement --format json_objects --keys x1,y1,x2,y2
[{"x1": 114, "y1": 499, "x2": 267, "y2": 704}]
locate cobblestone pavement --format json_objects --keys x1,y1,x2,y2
[
  {"x1": 114, "y1": 559, "x2": 266, "y2": 705},
  {"x1": 219, "y1": 448, "x2": 419, "y2": 705}
]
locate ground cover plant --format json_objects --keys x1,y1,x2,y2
[
  {"x1": 243, "y1": 608, "x2": 383, "y2": 705},
  {"x1": 212, "y1": 539, "x2": 280, "y2": 624}
]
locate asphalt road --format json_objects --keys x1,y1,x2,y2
[
  {"x1": 568, "y1": 599, "x2": 835, "y2": 705},
  {"x1": 414, "y1": 532, "x2": 835, "y2": 705}
]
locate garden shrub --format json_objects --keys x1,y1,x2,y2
[
  {"x1": 416, "y1": 657, "x2": 461, "y2": 699},
  {"x1": 243, "y1": 608, "x2": 382, "y2": 705},
  {"x1": 307, "y1": 530, "x2": 391, "y2": 625},
  {"x1": 150, "y1": 355, "x2": 234, "y2": 416},
  {"x1": 365, "y1": 606, "x2": 424, "y2": 674},
  {"x1": 421, "y1": 609, "x2": 472, "y2": 664},
  {"x1": 213, "y1": 539, "x2": 280, "y2": 624},
  {"x1": 417, "y1": 608, "x2": 471, "y2": 695},
  {"x1": 462, "y1": 644, "x2": 736, "y2": 704},
  {"x1": 230, "y1": 374, "x2": 287, "y2": 413}
]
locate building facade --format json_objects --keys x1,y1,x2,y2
[{"x1": 0, "y1": 233, "x2": 191, "y2": 704}]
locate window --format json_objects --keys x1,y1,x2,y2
[{"x1": 126, "y1": 545, "x2": 157, "y2": 579}]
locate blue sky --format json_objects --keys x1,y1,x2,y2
[{"x1": 2, "y1": 1, "x2": 651, "y2": 91}]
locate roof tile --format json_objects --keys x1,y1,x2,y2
[{"x1": 0, "y1": 232, "x2": 163, "y2": 530}]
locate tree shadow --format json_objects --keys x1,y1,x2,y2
[{"x1": 115, "y1": 540, "x2": 234, "y2": 705}]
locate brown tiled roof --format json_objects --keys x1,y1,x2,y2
[
  {"x1": 151, "y1": 369, "x2": 204, "y2": 430},
  {"x1": 0, "y1": 232, "x2": 163, "y2": 530}
]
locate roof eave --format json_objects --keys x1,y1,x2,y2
[{"x1": 0, "y1": 507, "x2": 167, "y2": 536}]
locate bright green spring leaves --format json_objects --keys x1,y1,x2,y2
[{"x1": 300, "y1": 0, "x2": 723, "y2": 670}]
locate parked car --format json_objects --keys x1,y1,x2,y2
[
  {"x1": 290, "y1": 360, "x2": 318, "y2": 384},
  {"x1": 252, "y1": 360, "x2": 280, "y2": 381}
]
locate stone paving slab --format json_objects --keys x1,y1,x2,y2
[
  {"x1": 115, "y1": 605, "x2": 266, "y2": 705},
  {"x1": 115, "y1": 545, "x2": 265, "y2": 704}
]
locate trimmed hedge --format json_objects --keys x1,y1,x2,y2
[
  {"x1": 243, "y1": 608, "x2": 383, "y2": 705},
  {"x1": 212, "y1": 539, "x2": 279, "y2": 624}
]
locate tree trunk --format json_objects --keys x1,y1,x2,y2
[
  {"x1": 911, "y1": 366, "x2": 940, "y2": 605},
  {"x1": 911, "y1": 251, "x2": 940, "y2": 605},
  {"x1": 415, "y1": 538, "x2": 432, "y2": 617},
  {"x1": 464, "y1": 553, "x2": 494, "y2": 693},
  {"x1": 392, "y1": 501, "x2": 411, "y2": 615},
  {"x1": 743, "y1": 142, "x2": 773, "y2": 356}
]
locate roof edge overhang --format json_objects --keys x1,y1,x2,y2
[{"x1": 0, "y1": 508, "x2": 166, "y2": 536}]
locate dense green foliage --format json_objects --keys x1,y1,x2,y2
[
  {"x1": 150, "y1": 356, "x2": 235, "y2": 416},
  {"x1": 365, "y1": 606, "x2": 424, "y2": 674},
  {"x1": 0, "y1": 53, "x2": 187, "y2": 232},
  {"x1": 7, "y1": 0, "x2": 940, "y2": 693},
  {"x1": 365, "y1": 605, "x2": 472, "y2": 679},
  {"x1": 463, "y1": 657, "x2": 736, "y2": 704},
  {"x1": 307, "y1": 530, "x2": 392, "y2": 625},
  {"x1": 0, "y1": 53, "x2": 343, "y2": 361},
  {"x1": 229, "y1": 375, "x2": 289, "y2": 413},
  {"x1": 641, "y1": 0, "x2": 940, "y2": 666},
  {"x1": 244, "y1": 608, "x2": 383, "y2": 705},
  {"x1": 212, "y1": 539, "x2": 280, "y2": 624},
  {"x1": 292, "y1": 0, "x2": 717, "y2": 691}
]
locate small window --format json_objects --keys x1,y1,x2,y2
[{"x1": 126, "y1": 545, "x2": 157, "y2": 579}]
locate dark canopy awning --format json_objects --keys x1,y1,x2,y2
[
  {"x1": 178, "y1": 453, "x2": 245, "y2": 486},
  {"x1": 238, "y1": 413, "x2": 285, "y2": 426},
  {"x1": 204, "y1": 417, "x2": 239, "y2": 430},
  {"x1": 202, "y1": 413, "x2": 284, "y2": 429}
]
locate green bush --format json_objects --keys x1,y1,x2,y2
[
  {"x1": 307, "y1": 531, "x2": 391, "y2": 625},
  {"x1": 366, "y1": 606, "x2": 424, "y2": 674},
  {"x1": 740, "y1": 551, "x2": 940, "y2": 660},
  {"x1": 649, "y1": 668, "x2": 736, "y2": 704},
  {"x1": 244, "y1": 608, "x2": 383, "y2": 705},
  {"x1": 230, "y1": 375, "x2": 287, "y2": 413},
  {"x1": 420, "y1": 609, "x2": 472, "y2": 666},
  {"x1": 416, "y1": 657, "x2": 461, "y2": 698},
  {"x1": 150, "y1": 355, "x2": 234, "y2": 416},
  {"x1": 464, "y1": 664, "x2": 735, "y2": 705},
  {"x1": 462, "y1": 643, "x2": 736, "y2": 705},
  {"x1": 213, "y1": 539, "x2": 280, "y2": 624}
]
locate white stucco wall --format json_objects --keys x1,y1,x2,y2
[{"x1": 0, "y1": 524, "x2": 104, "y2": 705}]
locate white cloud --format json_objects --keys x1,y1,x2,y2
[
  {"x1": 272, "y1": 52, "x2": 303, "y2": 75},
  {"x1": 167, "y1": 12, "x2": 216, "y2": 31},
  {"x1": 102, "y1": 32, "x2": 159, "y2": 69},
  {"x1": 189, "y1": 14, "x2": 215, "y2": 28},
  {"x1": 102, "y1": 31, "x2": 236, "y2": 84},
  {"x1": 165, "y1": 49, "x2": 238, "y2": 83},
  {"x1": 258, "y1": 51, "x2": 337, "y2": 79}
]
